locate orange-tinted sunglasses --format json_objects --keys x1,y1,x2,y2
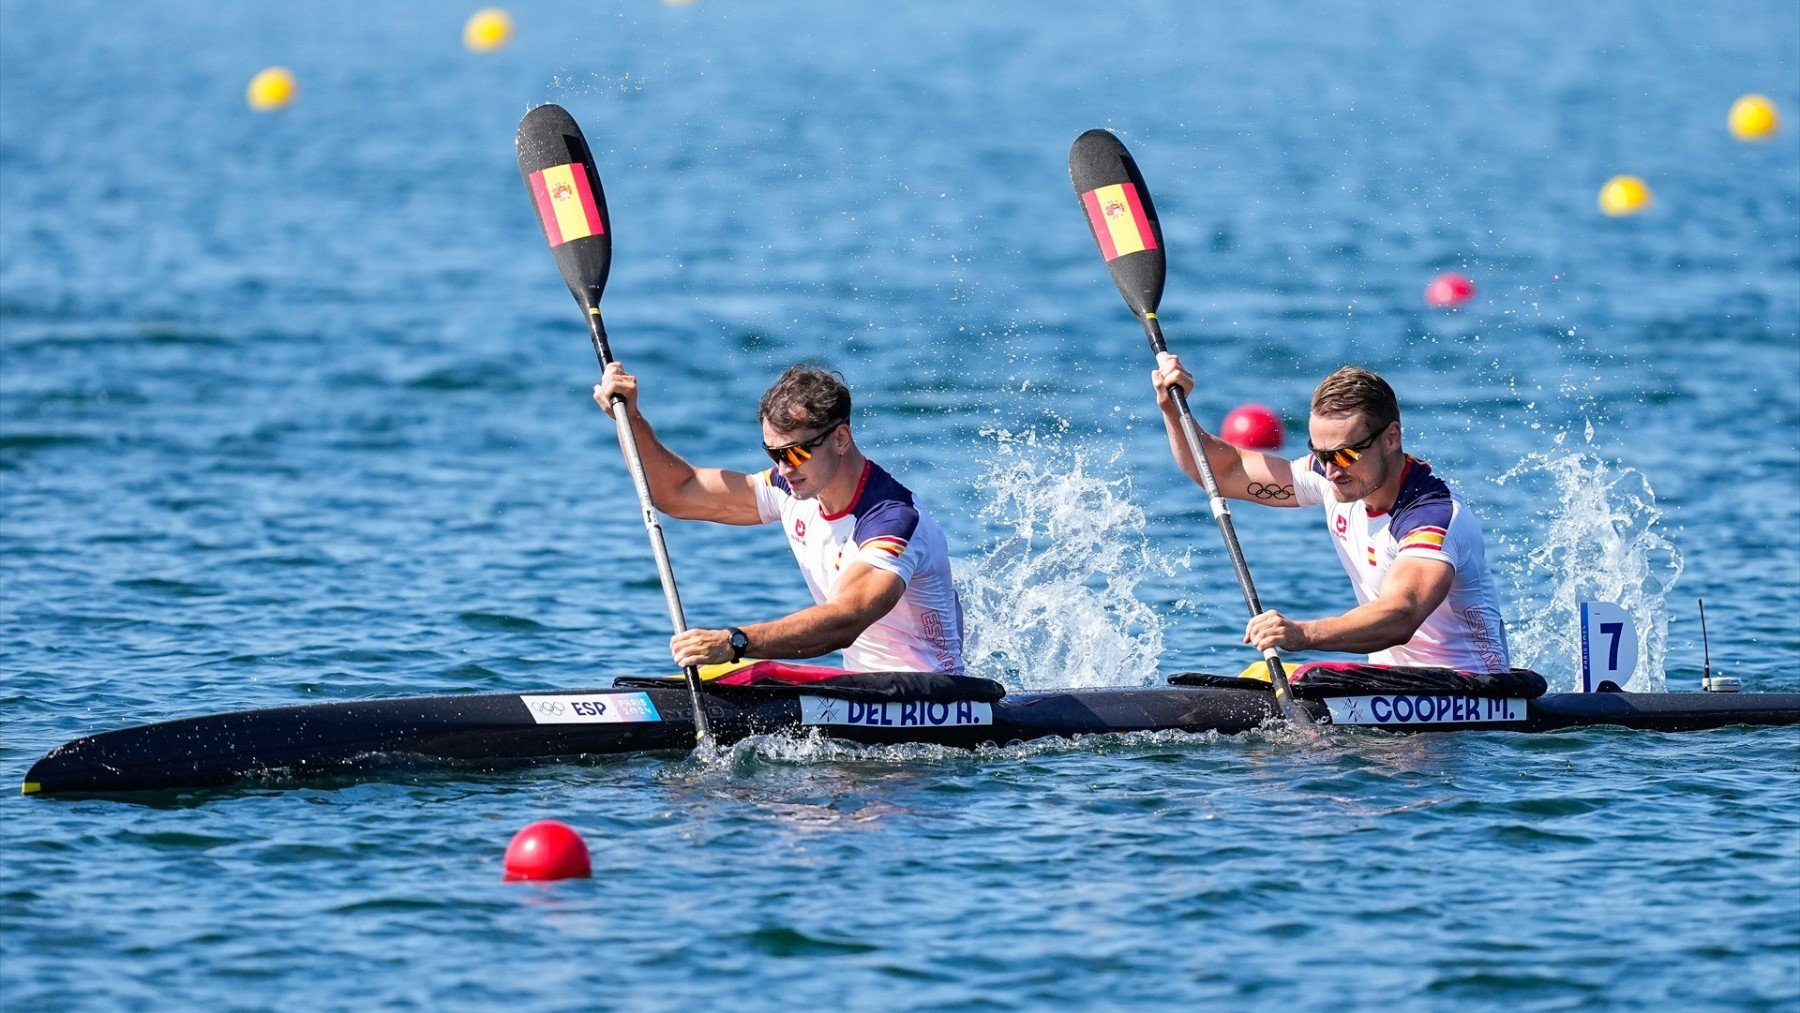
[
  {"x1": 1307, "y1": 428, "x2": 1383, "y2": 470},
  {"x1": 763, "y1": 420, "x2": 846, "y2": 469}
]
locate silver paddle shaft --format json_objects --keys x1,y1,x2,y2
[
  {"x1": 586, "y1": 307, "x2": 714, "y2": 741},
  {"x1": 1143, "y1": 312, "x2": 1301, "y2": 718}
]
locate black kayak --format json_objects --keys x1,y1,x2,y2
[{"x1": 22, "y1": 660, "x2": 1800, "y2": 797}]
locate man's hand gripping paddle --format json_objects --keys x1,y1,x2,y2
[
  {"x1": 1068, "y1": 128, "x2": 1306, "y2": 725},
  {"x1": 517, "y1": 104, "x2": 713, "y2": 744}
]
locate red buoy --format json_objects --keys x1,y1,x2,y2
[
  {"x1": 1220, "y1": 404, "x2": 1284, "y2": 451},
  {"x1": 1425, "y1": 272, "x2": 1475, "y2": 307},
  {"x1": 503, "y1": 820, "x2": 592, "y2": 882}
]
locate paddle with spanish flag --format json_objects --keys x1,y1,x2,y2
[
  {"x1": 1068, "y1": 128, "x2": 1304, "y2": 725},
  {"x1": 516, "y1": 103, "x2": 713, "y2": 744}
]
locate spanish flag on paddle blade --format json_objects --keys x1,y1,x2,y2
[
  {"x1": 1080, "y1": 182, "x2": 1157, "y2": 261},
  {"x1": 528, "y1": 162, "x2": 606, "y2": 247}
]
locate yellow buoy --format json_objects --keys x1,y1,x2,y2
[
  {"x1": 1598, "y1": 175, "x2": 1651, "y2": 217},
  {"x1": 246, "y1": 67, "x2": 297, "y2": 112},
  {"x1": 1728, "y1": 93, "x2": 1780, "y2": 141},
  {"x1": 463, "y1": 8, "x2": 513, "y2": 52}
]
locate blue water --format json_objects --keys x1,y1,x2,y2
[{"x1": 4, "y1": 1, "x2": 1797, "y2": 1007}]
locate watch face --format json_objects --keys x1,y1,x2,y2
[{"x1": 730, "y1": 630, "x2": 748, "y2": 651}]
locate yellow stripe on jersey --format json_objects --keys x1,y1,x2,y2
[
  {"x1": 863, "y1": 536, "x2": 908, "y2": 557},
  {"x1": 1399, "y1": 526, "x2": 1447, "y2": 551}
]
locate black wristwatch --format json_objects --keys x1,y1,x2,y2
[{"x1": 727, "y1": 627, "x2": 749, "y2": 663}]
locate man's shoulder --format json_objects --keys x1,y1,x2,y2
[
  {"x1": 1287, "y1": 453, "x2": 1333, "y2": 509},
  {"x1": 752, "y1": 468, "x2": 798, "y2": 528},
  {"x1": 1389, "y1": 457, "x2": 1459, "y2": 534},
  {"x1": 851, "y1": 462, "x2": 922, "y2": 541},
  {"x1": 858, "y1": 462, "x2": 916, "y2": 503}
]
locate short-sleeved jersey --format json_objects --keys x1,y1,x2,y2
[
  {"x1": 751, "y1": 461, "x2": 965, "y2": 674},
  {"x1": 1291, "y1": 455, "x2": 1510, "y2": 672}
]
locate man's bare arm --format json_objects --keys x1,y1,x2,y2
[
  {"x1": 595, "y1": 363, "x2": 762, "y2": 525},
  {"x1": 1152, "y1": 353, "x2": 1299, "y2": 507},
  {"x1": 668, "y1": 562, "x2": 906, "y2": 667},
  {"x1": 1286, "y1": 557, "x2": 1454, "y2": 654},
  {"x1": 738, "y1": 563, "x2": 906, "y2": 658}
]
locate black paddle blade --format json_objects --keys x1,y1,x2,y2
[
  {"x1": 517, "y1": 104, "x2": 613, "y2": 310},
  {"x1": 1069, "y1": 129, "x2": 1165, "y2": 317}
]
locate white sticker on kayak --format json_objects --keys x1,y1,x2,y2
[
  {"x1": 799, "y1": 695, "x2": 992, "y2": 728},
  {"x1": 1326, "y1": 695, "x2": 1526, "y2": 726},
  {"x1": 520, "y1": 692, "x2": 662, "y2": 724}
]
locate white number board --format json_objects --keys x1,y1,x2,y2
[{"x1": 1577, "y1": 601, "x2": 1638, "y2": 692}]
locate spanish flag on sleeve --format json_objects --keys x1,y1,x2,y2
[
  {"x1": 1080, "y1": 182, "x2": 1157, "y2": 261},
  {"x1": 862, "y1": 536, "x2": 908, "y2": 559},
  {"x1": 528, "y1": 162, "x2": 605, "y2": 247},
  {"x1": 1398, "y1": 526, "x2": 1448, "y2": 556}
]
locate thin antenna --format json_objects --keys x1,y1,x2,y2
[{"x1": 1698, "y1": 598, "x2": 1711, "y2": 682}]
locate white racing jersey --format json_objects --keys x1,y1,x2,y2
[
  {"x1": 1291, "y1": 455, "x2": 1510, "y2": 672},
  {"x1": 752, "y1": 461, "x2": 965, "y2": 673}
]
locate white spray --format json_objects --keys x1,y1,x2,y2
[
  {"x1": 954, "y1": 427, "x2": 1171, "y2": 690},
  {"x1": 1496, "y1": 440, "x2": 1682, "y2": 691}
]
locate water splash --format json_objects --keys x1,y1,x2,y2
[
  {"x1": 711, "y1": 726, "x2": 1240, "y2": 768},
  {"x1": 1496, "y1": 450, "x2": 1682, "y2": 691},
  {"x1": 952, "y1": 427, "x2": 1171, "y2": 690}
]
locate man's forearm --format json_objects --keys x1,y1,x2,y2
[
  {"x1": 1161, "y1": 407, "x2": 1250, "y2": 498},
  {"x1": 1298, "y1": 600, "x2": 1421, "y2": 655},
  {"x1": 1160, "y1": 408, "x2": 1200, "y2": 483},
  {"x1": 741, "y1": 603, "x2": 868, "y2": 660},
  {"x1": 614, "y1": 410, "x2": 697, "y2": 508}
]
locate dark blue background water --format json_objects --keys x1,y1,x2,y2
[{"x1": 4, "y1": 2, "x2": 1797, "y2": 1007}]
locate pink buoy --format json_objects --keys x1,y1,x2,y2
[
  {"x1": 503, "y1": 820, "x2": 592, "y2": 882},
  {"x1": 1425, "y1": 272, "x2": 1476, "y2": 307},
  {"x1": 1221, "y1": 404, "x2": 1284, "y2": 451}
]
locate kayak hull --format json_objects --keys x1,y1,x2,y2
[{"x1": 23, "y1": 684, "x2": 1800, "y2": 797}]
